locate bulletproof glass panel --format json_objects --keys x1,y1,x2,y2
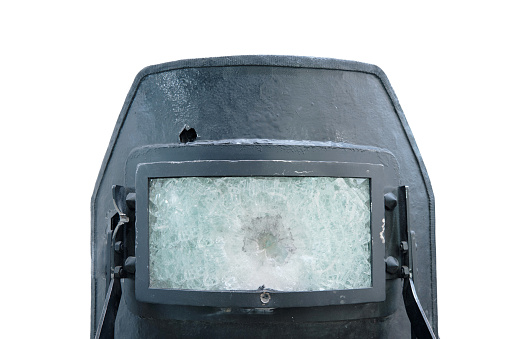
[{"x1": 148, "y1": 176, "x2": 371, "y2": 291}]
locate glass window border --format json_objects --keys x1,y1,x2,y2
[{"x1": 135, "y1": 160, "x2": 385, "y2": 308}]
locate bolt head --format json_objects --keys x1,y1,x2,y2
[
  {"x1": 401, "y1": 266, "x2": 410, "y2": 278},
  {"x1": 385, "y1": 256, "x2": 400, "y2": 274},
  {"x1": 260, "y1": 292, "x2": 271, "y2": 304},
  {"x1": 114, "y1": 266, "x2": 124, "y2": 278},
  {"x1": 114, "y1": 241, "x2": 123, "y2": 253},
  {"x1": 384, "y1": 192, "x2": 398, "y2": 210}
]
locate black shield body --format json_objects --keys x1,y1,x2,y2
[{"x1": 91, "y1": 56, "x2": 437, "y2": 338}]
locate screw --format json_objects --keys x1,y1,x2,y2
[{"x1": 260, "y1": 292, "x2": 271, "y2": 304}]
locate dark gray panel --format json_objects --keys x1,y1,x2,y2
[{"x1": 91, "y1": 56, "x2": 436, "y2": 338}]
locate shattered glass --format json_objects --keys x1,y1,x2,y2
[{"x1": 148, "y1": 176, "x2": 371, "y2": 291}]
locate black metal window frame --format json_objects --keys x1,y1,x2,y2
[{"x1": 135, "y1": 159, "x2": 385, "y2": 308}]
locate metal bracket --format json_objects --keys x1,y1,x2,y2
[
  {"x1": 112, "y1": 185, "x2": 133, "y2": 223},
  {"x1": 404, "y1": 277, "x2": 437, "y2": 339},
  {"x1": 94, "y1": 277, "x2": 121, "y2": 339},
  {"x1": 398, "y1": 186, "x2": 438, "y2": 339},
  {"x1": 95, "y1": 185, "x2": 136, "y2": 339}
]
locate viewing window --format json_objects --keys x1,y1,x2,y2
[
  {"x1": 135, "y1": 159, "x2": 385, "y2": 307},
  {"x1": 148, "y1": 176, "x2": 372, "y2": 292}
]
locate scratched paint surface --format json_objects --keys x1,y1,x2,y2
[{"x1": 148, "y1": 176, "x2": 371, "y2": 291}]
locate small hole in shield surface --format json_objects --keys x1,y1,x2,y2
[{"x1": 179, "y1": 126, "x2": 197, "y2": 143}]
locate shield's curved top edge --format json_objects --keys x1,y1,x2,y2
[{"x1": 137, "y1": 55, "x2": 384, "y2": 80}]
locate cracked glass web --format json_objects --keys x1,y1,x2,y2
[{"x1": 148, "y1": 176, "x2": 371, "y2": 291}]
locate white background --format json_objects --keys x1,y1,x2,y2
[{"x1": 2, "y1": 1, "x2": 507, "y2": 338}]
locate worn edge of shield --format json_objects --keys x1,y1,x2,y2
[{"x1": 90, "y1": 55, "x2": 437, "y2": 335}]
